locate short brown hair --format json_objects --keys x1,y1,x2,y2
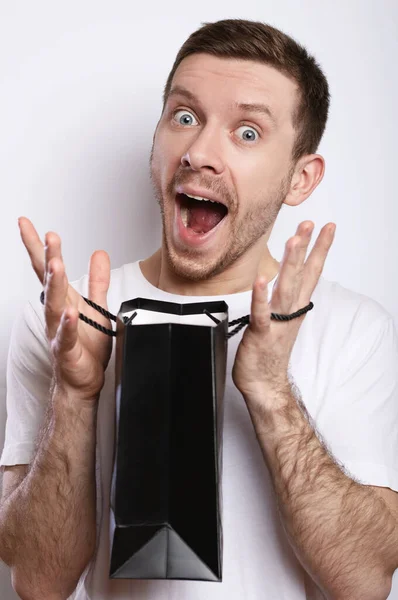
[{"x1": 162, "y1": 19, "x2": 330, "y2": 163}]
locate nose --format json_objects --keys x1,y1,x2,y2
[{"x1": 181, "y1": 126, "x2": 224, "y2": 174}]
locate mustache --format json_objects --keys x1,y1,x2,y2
[{"x1": 166, "y1": 170, "x2": 235, "y2": 208}]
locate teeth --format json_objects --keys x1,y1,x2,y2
[
  {"x1": 185, "y1": 193, "x2": 217, "y2": 204},
  {"x1": 181, "y1": 205, "x2": 188, "y2": 227}
]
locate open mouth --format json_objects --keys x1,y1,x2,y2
[{"x1": 176, "y1": 193, "x2": 228, "y2": 235}]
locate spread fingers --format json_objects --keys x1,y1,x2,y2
[
  {"x1": 18, "y1": 217, "x2": 46, "y2": 284},
  {"x1": 44, "y1": 257, "x2": 69, "y2": 340}
]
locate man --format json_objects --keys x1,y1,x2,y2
[{"x1": 0, "y1": 18, "x2": 397, "y2": 600}]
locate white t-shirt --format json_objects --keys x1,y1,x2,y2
[{"x1": 2, "y1": 260, "x2": 398, "y2": 600}]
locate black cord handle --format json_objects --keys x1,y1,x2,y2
[{"x1": 39, "y1": 291, "x2": 314, "y2": 339}]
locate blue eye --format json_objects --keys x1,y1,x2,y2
[
  {"x1": 236, "y1": 125, "x2": 259, "y2": 142},
  {"x1": 173, "y1": 110, "x2": 198, "y2": 126}
]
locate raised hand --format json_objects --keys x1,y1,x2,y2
[
  {"x1": 232, "y1": 221, "x2": 336, "y2": 404},
  {"x1": 19, "y1": 217, "x2": 113, "y2": 403}
]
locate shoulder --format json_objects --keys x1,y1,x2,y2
[
  {"x1": 311, "y1": 276, "x2": 393, "y2": 332},
  {"x1": 297, "y1": 276, "x2": 396, "y2": 366}
]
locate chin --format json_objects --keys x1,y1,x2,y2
[
  {"x1": 164, "y1": 244, "x2": 223, "y2": 282},
  {"x1": 163, "y1": 233, "x2": 251, "y2": 284}
]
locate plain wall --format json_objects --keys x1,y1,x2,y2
[{"x1": 1, "y1": 1, "x2": 397, "y2": 597}]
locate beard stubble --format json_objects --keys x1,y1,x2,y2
[{"x1": 150, "y1": 151, "x2": 293, "y2": 282}]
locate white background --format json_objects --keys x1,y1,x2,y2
[{"x1": 0, "y1": 1, "x2": 397, "y2": 598}]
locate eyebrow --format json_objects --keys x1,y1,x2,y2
[{"x1": 168, "y1": 85, "x2": 277, "y2": 127}]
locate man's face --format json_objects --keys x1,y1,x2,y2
[{"x1": 150, "y1": 53, "x2": 298, "y2": 281}]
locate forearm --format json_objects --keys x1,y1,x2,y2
[
  {"x1": 0, "y1": 385, "x2": 98, "y2": 599},
  {"x1": 246, "y1": 381, "x2": 397, "y2": 600}
]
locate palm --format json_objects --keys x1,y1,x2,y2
[
  {"x1": 70, "y1": 286, "x2": 112, "y2": 370},
  {"x1": 232, "y1": 329, "x2": 267, "y2": 397},
  {"x1": 19, "y1": 216, "x2": 113, "y2": 399},
  {"x1": 232, "y1": 220, "x2": 336, "y2": 400}
]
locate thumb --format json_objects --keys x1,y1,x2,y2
[
  {"x1": 249, "y1": 276, "x2": 271, "y2": 334},
  {"x1": 88, "y1": 250, "x2": 111, "y2": 309},
  {"x1": 57, "y1": 306, "x2": 80, "y2": 356}
]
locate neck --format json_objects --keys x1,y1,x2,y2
[{"x1": 140, "y1": 242, "x2": 280, "y2": 297}]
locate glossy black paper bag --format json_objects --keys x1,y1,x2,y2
[{"x1": 109, "y1": 297, "x2": 228, "y2": 581}]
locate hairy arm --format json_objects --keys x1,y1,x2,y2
[
  {"x1": 0, "y1": 218, "x2": 113, "y2": 599},
  {"x1": 246, "y1": 382, "x2": 398, "y2": 600},
  {"x1": 0, "y1": 385, "x2": 98, "y2": 600},
  {"x1": 233, "y1": 223, "x2": 398, "y2": 599}
]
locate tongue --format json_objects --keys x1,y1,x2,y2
[{"x1": 187, "y1": 204, "x2": 225, "y2": 234}]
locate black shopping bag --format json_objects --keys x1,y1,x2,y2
[{"x1": 109, "y1": 297, "x2": 228, "y2": 581}]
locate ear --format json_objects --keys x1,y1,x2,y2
[{"x1": 283, "y1": 154, "x2": 325, "y2": 207}]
